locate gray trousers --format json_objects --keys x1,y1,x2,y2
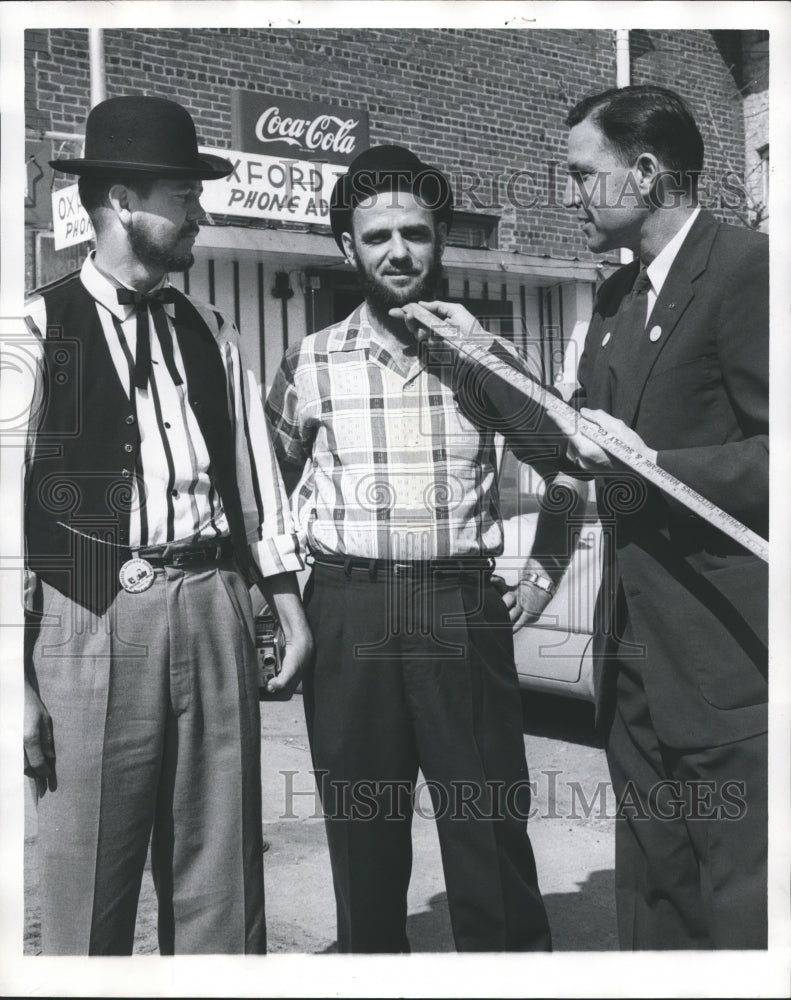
[{"x1": 31, "y1": 562, "x2": 266, "y2": 955}]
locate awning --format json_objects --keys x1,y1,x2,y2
[{"x1": 194, "y1": 223, "x2": 602, "y2": 286}]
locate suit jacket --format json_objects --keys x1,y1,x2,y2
[{"x1": 577, "y1": 210, "x2": 768, "y2": 748}]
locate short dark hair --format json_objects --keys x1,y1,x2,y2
[
  {"x1": 566, "y1": 85, "x2": 704, "y2": 183},
  {"x1": 77, "y1": 174, "x2": 158, "y2": 214}
]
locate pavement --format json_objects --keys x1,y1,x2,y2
[
  {"x1": 24, "y1": 691, "x2": 617, "y2": 955},
  {"x1": 253, "y1": 691, "x2": 616, "y2": 953}
]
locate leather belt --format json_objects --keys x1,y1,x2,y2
[
  {"x1": 309, "y1": 551, "x2": 495, "y2": 579},
  {"x1": 134, "y1": 537, "x2": 235, "y2": 568}
]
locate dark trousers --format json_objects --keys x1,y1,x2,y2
[
  {"x1": 302, "y1": 561, "x2": 552, "y2": 953},
  {"x1": 605, "y1": 658, "x2": 767, "y2": 950}
]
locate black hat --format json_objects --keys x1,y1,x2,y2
[
  {"x1": 329, "y1": 144, "x2": 453, "y2": 250},
  {"x1": 49, "y1": 95, "x2": 234, "y2": 180}
]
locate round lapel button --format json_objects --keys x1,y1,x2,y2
[
  {"x1": 602, "y1": 332, "x2": 612, "y2": 347},
  {"x1": 649, "y1": 325, "x2": 662, "y2": 342}
]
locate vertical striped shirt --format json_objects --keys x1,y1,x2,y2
[
  {"x1": 24, "y1": 253, "x2": 301, "y2": 579},
  {"x1": 265, "y1": 304, "x2": 535, "y2": 561}
]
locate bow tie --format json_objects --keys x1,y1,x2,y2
[
  {"x1": 116, "y1": 286, "x2": 178, "y2": 308},
  {"x1": 116, "y1": 286, "x2": 182, "y2": 390}
]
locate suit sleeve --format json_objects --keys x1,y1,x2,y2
[
  {"x1": 656, "y1": 237, "x2": 768, "y2": 535},
  {"x1": 451, "y1": 335, "x2": 577, "y2": 478}
]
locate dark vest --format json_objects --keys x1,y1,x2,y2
[{"x1": 25, "y1": 272, "x2": 254, "y2": 613}]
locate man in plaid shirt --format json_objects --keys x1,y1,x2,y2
[{"x1": 265, "y1": 144, "x2": 574, "y2": 953}]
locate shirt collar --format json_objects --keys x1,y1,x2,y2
[
  {"x1": 326, "y1": 304, "x2": 371, "y2": 352},
  {"x1": 80, "y1": 251, "x2": 173, "y2": 321},
  {"x1": 646, "y1": 207, "x2": 701, "y2": 298},
  {"x1": 345, "y1": 304, "x2": 423, "y2": 378}
]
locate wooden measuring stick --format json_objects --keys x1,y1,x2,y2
[{"x1": 403, "y1": 303, "x2": 768, "y2": 563}]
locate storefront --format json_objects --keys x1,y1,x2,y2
[
  {"x1": 29, "y1": 84, "x2": 600, "y2": 398},
  {"x1": 180, "y1": 225, "x2": 597, "y2": 397}
]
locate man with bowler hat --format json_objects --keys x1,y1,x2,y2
[
  {"x1": 265, "y1": 144, "x2": 566, "y2": 953},
  {"x1": 23, "y1": 95, "x2": 312, "y2": 955}
]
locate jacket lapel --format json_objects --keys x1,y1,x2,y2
[
  {"x1": 611, "y1": 211, "x2": 719, "y2": 427},
  {"x1": 582, "y1": 263, "x2": 638, "y2": 412}
]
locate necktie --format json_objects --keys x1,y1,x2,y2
[
  {"x1": 616, "y1": 265, "x2": 652, "y2": 336},
  {"x1": 606, "y1": 265, "x2": 653, "y2": 416},
  {"x1": 116, "y1": 286, "x2": 182, "y2": 390}
]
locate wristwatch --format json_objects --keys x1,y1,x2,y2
[{"x1": 520, "y1": 571, "x2": 557, "y2": 597}]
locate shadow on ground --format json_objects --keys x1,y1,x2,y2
[
  {"x1": 27, "y1": 845, "x2": 616, "y2": 955},
  {"x1": 543, "y1": 868, "x2": 618, "y2": 950},
  {"x1": 521, "y1": 691, "x2": 602, "y2": 749},
  {"x1": 322, "y1": 870, "x2": 617, "y2": 955}
]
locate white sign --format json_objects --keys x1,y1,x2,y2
[
  {"x1": 49, "y1": 149, "x2": 346, "y2": 251},
  {"x1": 51, "y1": 183, "x2": 94, "y2": 249},
  {"x1": 199, "y1": 147, "x2": 347, "y2": 224}
]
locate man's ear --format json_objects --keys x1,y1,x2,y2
[
  {"x1": 107, "y1": 183, "x2": 133, "y2": 227},
  {"x1": 634, "y1": 152, "x2": 662, "y2": 195},
  {"x1": 636, "y1": 153, "x2": 684, "y2": 210},
  {"x1": 340, "y1": 231, "x2": 357, "y2": 267}
]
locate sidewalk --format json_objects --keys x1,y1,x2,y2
[{"x1": 24, "y1": 693, "x2": 617, "y2": 954}]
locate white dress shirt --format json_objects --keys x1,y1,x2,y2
[
  {"x1": 642, "y1": 207, "x2": 701, "y2": 322},
  {"x1": 25, "y1": 253, "x2": 302, "y2": 578}
]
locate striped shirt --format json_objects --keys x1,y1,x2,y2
[
  {"x1": 24, "y1": 253, "x2": 301, "y2": 579},
  {"x1": 265, "y1": 304, "x2": 536, "y2": 561}
]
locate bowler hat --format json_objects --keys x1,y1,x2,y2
[
  {"x1": 50, "y1": 95, "x2": 234, "y2": 180},
  {"x1": 330, "y1": 144, "x2": 453, "y2": 250}
]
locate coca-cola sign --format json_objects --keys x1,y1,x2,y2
[{"x1": 232, "y1": 92, "x2": 369, "y2": 165}]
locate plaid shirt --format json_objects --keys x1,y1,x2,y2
[{"x1": 265, "y1": 304, "x2": 550, "y2": 561}]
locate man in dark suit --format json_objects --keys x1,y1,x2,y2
[{"x1": 535, "y1": 84, "x2": 767, "y2": 950}]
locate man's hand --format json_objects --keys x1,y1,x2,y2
[
  {"x1": 256, "y1": 572, "x2": 314, "y2": 700},
  {"x1": 24, "y1": 682, "x2": 56, "y2": 797},
  {"x1": 553, "y1": 407, "x2": 658, "y2": 472},
  {"x1": 262, "y1": 626, "x2": 312, "y2": 700},
  {"x1": 492, "y1": 574, "x2": 555, "y2": 633},
  {"x1": 389, "y1": 300, "x2": 487, "y2": 347}
]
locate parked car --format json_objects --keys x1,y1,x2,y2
[{"x1": 494, "y1": 449, "x2": 602, "y2": 701}]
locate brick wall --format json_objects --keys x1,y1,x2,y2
[
  {"x1": 26, "y1": 27, "x2": 749, "y2": 260},
  {"x1": 628, "y1": 30, "x2": 748, "y2": 224}
]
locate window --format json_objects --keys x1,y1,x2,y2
[{"x1": 446, "y1": 211, "x2": 499, "y2": 250}]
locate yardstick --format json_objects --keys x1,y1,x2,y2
[{"x1": 403, "y1": 303, "x2": 769, "y2": 563}]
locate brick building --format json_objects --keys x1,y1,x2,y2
[{"x1": 24, "y1": 27, "x2": 768, "y2": 393}]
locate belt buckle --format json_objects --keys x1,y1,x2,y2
[
  {"x1": 393, "y1": 562, "x2": 412, "y2": 577},
  {"x1": 119, "y1": 557, "x2": 155, "y2": 593},
  {"x1": 174, "y1": 547, "x2": 209, "y2": 568}
]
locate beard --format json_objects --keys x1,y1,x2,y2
[
  {"x1": 129, "y1": 217, "x2": 197, "y2": 273},
  {"x1": 353, "y1": 247, "x2": 444, "y2": 328}
]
